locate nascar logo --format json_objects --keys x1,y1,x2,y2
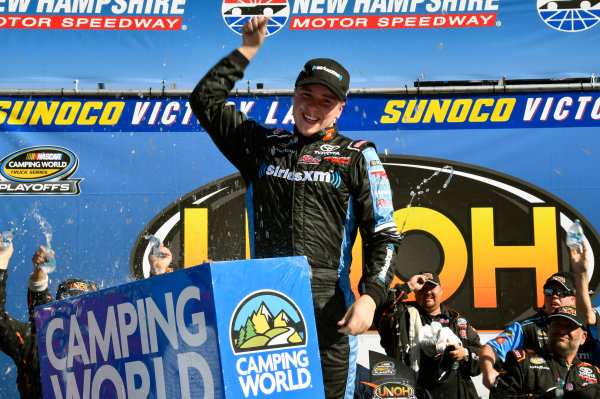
[{"x1": 222, "y1": 0, "x2": 290, "y2": 36}]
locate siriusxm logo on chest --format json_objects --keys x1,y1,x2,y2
[{"x1": 259, "y1": 162, "x2": 342, "y2": 187}]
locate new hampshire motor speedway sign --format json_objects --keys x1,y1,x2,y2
[{"x1": 35, "y1": 257, "x2": 324, "y2": 399}]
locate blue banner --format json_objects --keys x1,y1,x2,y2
[
  {"x1": 1, "y1": 1, "x2": 599, "y2": 89},
  {"x1": 35, "y1": 263, "x2": 223, "y2": 398}
]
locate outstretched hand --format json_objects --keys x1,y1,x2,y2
[
  {"x1": 570, "y1": 240, "x2": 589, "y2": 275},
  {"x1": 337, "y1": 295, "x2": 376, "y2": 335},
  {"x1": 239, "y1": 16, "x2": 269, "y2": 61},
  {"x1": 0, "y1": 233, "x2": 13, "y2": 270}
]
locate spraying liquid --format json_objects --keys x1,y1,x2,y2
[
  {"x1": 399, "y1": 165, "x2": 454, "y2": 236},
  {"x1": 0, "y1": 228, "x2": 15, "y2": 252},
  {"x1": 32, "y1": 209, "x2": 57, "y2": 273},
  {"x1": 144, "y1": 234, "x2": 166, "y2": 258}
]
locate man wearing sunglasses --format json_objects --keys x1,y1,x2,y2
[{"x1": 479, "y1": 269, "x2": 600, "y2": 389}]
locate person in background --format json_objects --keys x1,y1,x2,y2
[
  {"x1": 491, "y1": 306, "x2": 600, "y2": 398},
  {"x1": 480, "y1": 248, "x2": 600, "y2": 389},
  {"x1": 377, "y1": 272, "x2": 482, "y2": 398},
  {"x1": 189, "y1": 16, "x2": 401, "y2": 399},
  {"x1": 0, "y1": 235, "x2": 98, "y2": 398}
]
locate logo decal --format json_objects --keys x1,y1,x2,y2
[
  {"x1": 298, "y1": 155, "x2": 321, "y2": 164},
  {"x1": 222, "y1": 0, "x2": 290, "y2": 36},
  {"x1": 129, "y1": 155, "x2": 600, "y2": 332},
  {"x1": 230, "y1": 290, "x2": 307, "y2": 353},
  {"x1": 372, "y1": 361, "x2": 396, "y2": 376},
  {"x1": 0, "y1": 146, "x2": 82, "y2": 195},
  {"x1": 537, "y1": 0, "x2": 600, "y2": 32},
  {"x1": 373, "y1": 382, "x2": 416, "y2": 398}
]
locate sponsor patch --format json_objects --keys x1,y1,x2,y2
[
  {"x1": 372, "y1": 361, "x2": 396, "y2": 376},
  {"x1": 298, "y1": 155, "x2": 321, "y2": 164},
  {"x1": 530, "y1": 356, "x2": 546, "y2": 365}
]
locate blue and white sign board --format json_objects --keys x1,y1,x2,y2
[
  {"x1": 210, "y1": 256, "x2": 324, "y2": 398},
  {"x1": 34, "y1": 263, "x2": 222, "y2": 398},
  {"x1": 34, "y1": 256, "x2": 324, "y2": 398}
]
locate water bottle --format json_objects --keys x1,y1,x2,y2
[
  {"x1": 144, "y1": 235, "x2": 166, "y2": 258},
  {"x1": 38, "y1": 246, "x2": 57, "y2": 273},
  {"x1": 0, "y1": 228, "x2": 14, "y2": 252},
  {"x1": 566, "y1": 219, "x2": 584, "y2": 251},
  {"x1": 555, "y1": 378, "x2": 564, "y2": 398}
]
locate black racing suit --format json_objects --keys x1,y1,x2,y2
[
  {"x1": 190, "y1": 49, "x2": 401, "y2": 399},
  {"x1": 486, "y1": 310, "x2": 600, "y2": 366},
  {"x1": 491, "y1": 348, "x2": 600, "y2": 398},
  {"x1": 0, "y1": 270, "x2": 52, "y2": 398},
  {"x1": 377, "y1": 283, "x2": 482, "y2": 398}
]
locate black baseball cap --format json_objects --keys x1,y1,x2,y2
[
  {"x1": 419, "y1": 271, "x2": 440, "y2": 286},
  {"x1": 549, "y1": 306, "x2": 586, "y2": 327},
  {"x1": 56, "y1": 278, "x2": 99, "y2": 300},
  {"x1": 295, "y1": 58, "x2": 350, "y2": 102},
  {"x1": 544, "y1": 271, "x2": 575, "y2": 293}
]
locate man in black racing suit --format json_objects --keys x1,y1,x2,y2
[
  {"x1": 377, "y1": 272, "x2": 482, "y2": 398},
  {"x1": 0, "y1": 238, "x2": 99, "y2": 398},
  {"x1": 491, "y1": 306, "x2": 600, "y2": 398},
  {"x1": 190, "y1": 17, "x2": 401, "y2": 399}
]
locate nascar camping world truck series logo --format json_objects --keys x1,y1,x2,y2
[
  {"x1": 221, "y1": 0, "x2": 499, "y2": 32},
  {"x1": 0, "y1": 146, "x2": 82, "y2": 195}
]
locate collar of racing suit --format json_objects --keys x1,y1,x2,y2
[{"x1": 294, "y1": 124, "x2": 339, "y2": 144}]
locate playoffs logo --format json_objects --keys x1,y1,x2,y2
[{"x1": 0, "y1": 146, "x2": 82, "y2": 195}]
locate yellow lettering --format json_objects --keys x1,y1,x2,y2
[
  {"x1": 99, "y1": 102, "x2": 124, "y2": 125},
  {"x1": 0, "y1": 101, "x2": 12, "y2": 124},
  {"x1": 184, "y1": 208, "x2": 208, "y2": 268},
  {"x1": 469, "y1": 98, "x2": 494, "y2": 122},
  {"x1": 491, "y1": 98, "x2": 516, "y2": 122},
  {"x1": 402, "y1": 100, "x2": 427, "y2": 123},
  {"x1": 9, "y1": 101, "x2": 35, "y2": 125},
  {"x1": 472, "y1": 207, "x2": 558, "y2": 308},
  {"x1": 422, "y1": 99, "x2": 451, "y2": 123},
  {"x1": 380, "y1": 100, "x2": 405, "y2": 124},
  {"x1": 77, "y1": 102, "x2": 102, "y2": 125},
  {"x1": 55, "y1": 102, "x2": 81, "y2": 125},
  {"x1": 447, "y1": 99, "x2": 472, "y2": 122},
  {"x1": 30, "y1": 102, "x2": 60, "y2": 125},
  {"x1": 392, "y1": 207, "x2": 468, "y2": 300}
]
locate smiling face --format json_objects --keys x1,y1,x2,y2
[
  {"x1": 292, "y1": 84, "x2": 345, "y2": 136},
  {"x1": 415, "y1": 282, "x2": 443, "y2": 315}
]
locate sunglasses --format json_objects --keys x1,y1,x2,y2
[{"x1": 544, "y1": 288, "x2": 573, "y2": 298}]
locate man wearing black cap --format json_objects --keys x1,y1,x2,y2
[
  {"x1": 491, "y1": 306, "x2": 600, "y2": 398},
  {"x1": 377, "y1": 272, "x2": 482, "y2": 398},
  {"x1": 0, "y1": 241, "x2": 98, "y2": 398},
  {"x1": 189, "y1": 16, "x2": 401, "y2": 399},
  {"x1": 480, "y1": 269, "x2": 600, "y2": 389}
]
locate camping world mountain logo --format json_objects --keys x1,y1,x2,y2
[
  {"x1": 537, "y1": 0, "x2": 600, "y2": 32},
  {"x1": 222, "y1": 0, "x2": 290, "y2": 36},
  {"x1": 230, "y1": 290, "x2": 307, "y2": 354}
]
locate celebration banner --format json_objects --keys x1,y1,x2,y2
[{"x1": 34, "y1": 257, "x2": 323, "y2": 398}]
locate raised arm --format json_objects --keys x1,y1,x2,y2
[{"x1": 571, "y1": 240, "x2": 596, "y2": 326}]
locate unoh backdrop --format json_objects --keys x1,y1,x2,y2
[{"x1": 1, "y1": 1, "x2": 600, "y2": 397}]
